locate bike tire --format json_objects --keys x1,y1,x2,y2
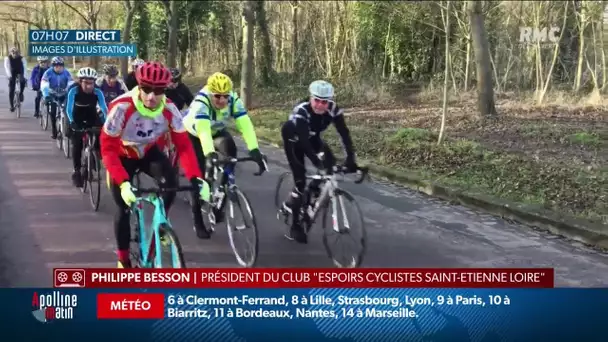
[
  {"x1": 43, "y1": 108, "x2": 49, "y2": 131},
  {"x1": 274, "y1": 172, "x2": 293, "y2": 211},
  {"x1": 81, "y1": 148, "x2": 89, "y2": 194},
  {"x1": 88, "y1": 150, "x2": 101, "y2": 211},
  {"x1": 56, "y1": 117, "x2": 63, "y2": 150},
  {"x1": 62, "y1": 117, "x2": 70, "y2": 158},
  {"x1": 15, "y1": 96, "x2": 21, "y2": 118},
  {"x1": 226, "y1": 188, "x2": 259, "y2": 268},
  {"x1": 321, "y1": 188, "x2": 367, "y2": 268},
  {"x1": 129, "y1": 208, "x2": 143, "y2": 268},
  {"x1": 155, "y1": 224, "x2": 187, "y2": 268}
]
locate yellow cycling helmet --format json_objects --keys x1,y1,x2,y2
[{"x1": 207, "y1": 72, "x2": 233, "y2": 94}]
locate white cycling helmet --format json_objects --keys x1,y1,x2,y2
[
  {"x1": 51, "y1": 56, "x2": 64, "y2": 66},
  {"x1": 37, "y1": 56, "x2": 49, "y2": 62},
  {"x1": 77, "y1": 67, "x2": 97, "y2": 79},
  {"x1": 309, "y1": 80, "x2": 334, "y2": 99},
  {"x1": 131, "y1": 58, "x2": 144, "y2": 67}
]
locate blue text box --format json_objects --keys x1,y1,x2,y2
[
  {"x1": 28, "y1": 44, "x2": 137, "y2": 57},
  {"x1": 29, "y1": 30, "x2": 121, "y2": 43}
]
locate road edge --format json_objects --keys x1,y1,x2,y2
[{"x1": 251, "y1": 133, "x2": 608, "y2": 250}]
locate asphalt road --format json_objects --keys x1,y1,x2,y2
[{"x1": 0, "y1": 70, "x2": 607, "y2": 288}]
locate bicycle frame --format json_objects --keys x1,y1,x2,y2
[{"x1": 131, "y1": 194, "x2": 172, "y2": 268}]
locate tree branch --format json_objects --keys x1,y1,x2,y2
[
  {"x1": 59, "y1": 0, "x2": 90, "y2": 25},
  {"x1": 0, "y1": 12, "x2": 44, "y2": 29}
]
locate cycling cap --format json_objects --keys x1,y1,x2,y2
[
  {"x1": 37, "y1": 56, "x2": 49, "y2": 62},
  {"x1": 136, "y1": 61, "x2": 171, "y2": 88},
  {"x1": 77, "y1": 67, "x2": 97, "y2": 79},
  {"x1": 207, "y1": 72, "x2": 232, "y2": 94},
  {"x1": 51, "y1": 57, "x2": 64, "y2": 66},
  {"x1": 309, "y1": 80, "x2": 334, "y2": 99}
]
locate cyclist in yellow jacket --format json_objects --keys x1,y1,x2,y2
[{"x1": 182, "y1": 72, "x2": 266, "y2": 224}]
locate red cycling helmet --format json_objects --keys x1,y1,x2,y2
[{"x1": 136, "y1": 61, "x2": 172, "y2": 88}]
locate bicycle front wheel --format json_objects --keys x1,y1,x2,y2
[
  {"x1": 15, "y1": 94, "x2": 21, "y2": 118},
  {"x1": 55, "y1": 118, "x2": 63, "y2": 150},
  {"x1": 321, "y1": 189, "x2": 367, "y2": 268},
  {"x1": 155, "y1": 224, "x2": 186, "y2": 268},
  {"x1": 62, "y1": 118, "x2": 70, "y2": 158},
  {"x1": 88, "y1": 149, "x2": 101, "y2": 211},
  {"x1": 226, "y1": 188, "x2": 259, "y2": 267}
]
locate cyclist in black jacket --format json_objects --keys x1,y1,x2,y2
[
  {"x1": 124, "y1": 58, "x2": 143, "y2": 90},
  {"x1": 165, "y1": 68, "x2": 193, "y2": 112},
  {"x1": 280, "y1": 80, "x2": 359, "y2": 244}
]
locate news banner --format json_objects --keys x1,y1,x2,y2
[
  {"x1": 28, "y1": 29, "x2": 137, "y2": 57},
  {"x1": 12, "y1": 268, "x2": 605, "y2": 341}
]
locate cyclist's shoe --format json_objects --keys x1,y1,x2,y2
[
  {"x1": 51, "y1": 133, "x2": 58, "y2": 139},
  {"x1": 19, "y1": 93, "x2": 24, "y2": 102},
  {"x1": 193, "y1": 222, "x2": 211, "y2": 239},
  {"x1": 71, "y1": 170, "x2": 83, "y2": 188},
  {"x1": 34, "y1": 112, "x2": 40, "y2": 118},
  {"x1": 289, "y1": 223, "x2": 308, "y2": 244},
  {"x1": 117, "y1": 260, "x2": 132, "y2": 268},
  {"x1": 9, "y1": 106, "x2": 14, "y2": 112},
  {"x1": 159, "y1": 230, "x2": 170, "y2": 246}
]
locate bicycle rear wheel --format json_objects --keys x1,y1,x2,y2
[
  {"x1": 88, "y1": 149, "x2": 101, "y2": 211},
  {"x1": 226, "y1": 188, "x2": 259, "y2": 267},
  {"x1": 62, "y1": 117, "x2": 70, "y2": 158},
  {"x1": 321, "y1": 189, "x2": 366, "y2": 268},
  {"x1": 153, "y1": 224, "x2": 186, "y2": 268},
  {"x1": 43, "y1": 106, "x2": 50, "y2": 130}
]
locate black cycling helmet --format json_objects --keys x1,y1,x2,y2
[
  {"x1": 169, "y1": 68, "x2": 181, "y2": 83},
  {"x1": 103, "y1": 64, "x2": 119, "y2": 77}
]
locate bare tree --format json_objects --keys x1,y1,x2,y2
[
  {"x1": 467, "y1": 0, "x2": 497, "y2": 117},
  {"x1": 120, "y1": 0, "x2": 140, "y2": 77},
  {"x1": 161, "y1": 0, "x2": 179, "y2": 67},
  {"x1": 60, "y1": 0, "x2": 102, "y2": 69},
  {"x1": 240, "y1": 0, "x2": 255, "y2": 107}
]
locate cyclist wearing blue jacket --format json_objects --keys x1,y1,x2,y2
[
  {"x1": 41, "y1": 57, "x2": 73, "y2": 139},
  {"x1": 66, "y1": 67, "x2": 108, "y2": 188},
  {"x1": 30, "y1": 56, "x2": 50, "y2": 118}
]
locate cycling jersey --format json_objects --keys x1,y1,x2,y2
[
  {"x1": 287, "y1": 100, "x2": 355, "y2": 164},
  {"x1": 30, "y1": 66, "x2": 49, "y2": 90},
  {"x1": 95, "y1": 77, "x2": 128, "y2": 104},
  {"x1": 182, "y1": 86, "x2": 258, "y2": 155},
  {"x1": 66, "y1": 83, "x2": 108, "y2": 124},
  {"x1": 100, "y1": 87, "x2": 202, "y2": 185},
  {"x1": 4, "y1": 55, "x2": 26, "y2": 78},
  {"x1": 124, "y1": 71, "x2": 137, "y2": 90},
  {"x1": 41, "y1": 69, "x2": 73, "y2": 97},
  {"x1": 165, "y1": 82, "x2": 194, "y2": 111}
]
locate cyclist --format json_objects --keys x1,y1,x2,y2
[
  {"x1": 280, "y1": 80, "x2": 359, "y2": 244},
  {"x1": 95, "y1": 64, "x2": 128, "y2": 104},
  {"x1": 124, "y1": 58, "x2": 143, "y2": 90},
  {"x1": 4, "y1": 47, "x2": 27, "y2": 112},
  {"x1": 41, "y1": 57, "x2": 73, "y2": 139},
  {"x1": 165, "y1": 68, "x2": 193, "y2": 112},
  {"x1": 66, "y1": 67, "x2": 108, "y2": 188},
  {"x1": 182, "y1": 72, "x2": 266, "y2": 224},
  {"x1": 100, "y1": 61, "x2": 209, "y2": 268},
  {"x1": 30, "y1": 56, "x2": 50, "y2": 118}
]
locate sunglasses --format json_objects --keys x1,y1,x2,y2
[
  {"x1": 81, "y1": 80, "x2": 95, "y2": 85},
  {"x1": 312, "y1": 97, "x2": 329, "y2": 105},
  {"x1": 140, "y1": 86, "x2": 166, "y2": 95},
  {"x1": 213, "y1": 94, "x2": 229, "y2": 100}
]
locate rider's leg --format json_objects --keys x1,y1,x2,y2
[
  {"x1": 281, "y1": 121, "x2": 308, "y2": 243},
  {"x1": 18, "y1": 76, "x2": 25, "y2": 102},
  {"x1": 187, "y1": 133, "x2": 210, "y2": 238},
  {"x1": 109, "y1": 157, "x2": 139, "y2": 268},
  {"x1": 71, "y1": 129, "x2": 84, "y2": 187},
  {"x1": 211, "y1": 130, "x2": 238, "y2": 223},
  {"x1": 34, "y1": 91, "x2": 42, "y2": 116},
  {"x1": 8, "y1": 76, "x2": 15, "y2": 110},
  {"x1": 49, "y1": 102, "x2": 58, "y2": 138}
]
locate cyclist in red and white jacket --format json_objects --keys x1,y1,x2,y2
[{"x1": 100, "y1": 61, "x2": 210, "y2": 269}]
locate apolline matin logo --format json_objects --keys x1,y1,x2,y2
[{"x1": 31, "y1": 291, "x2": 78, "y2": 323}]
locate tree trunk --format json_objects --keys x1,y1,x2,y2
[
  {"x1": 467, "y1": 0, "x2": 497, "y2": 117},
  {"x1": 166, "y1": 0, "x2": 179, "y2": 67},
  {"x1": 120, "y1": 0, "x2": 137, "y2": 77},
  {"x1": 240, "y1": 0, "x2": 255, "y2": 108},
  {"x1": 255, "y1": 0, "x2": 273, "y2": 85},
  {"x1": 290, "y1": 0, "x2": 299, "y2": 72}
]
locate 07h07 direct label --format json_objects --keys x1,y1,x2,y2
[{"x1": 164, "y1": 293, "x2": 512, "y2": 320}]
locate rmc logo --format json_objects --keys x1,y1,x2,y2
[{"x1": 519, "y1": 27, "x2": 560, "y2": 44}]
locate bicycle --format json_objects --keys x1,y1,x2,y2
[
  {"x1": 13, "y1": 75, "x2": 22, "y2": 118},
  {"x1": 54, "y1": 98, "x2": 70, "y2": 158},
  {"x1": 130, "y1": 185, "x2": 196, "y2": 268},
  {"x1": 201, "y1": 155, "x2": 268, "y2": 267},
  {"x1": 275, "y1": 165, "x2": 369, "y2": 268},
  {"x1": 75, "y1": 126, "x2": 102, "y2": 211},
  {"x1": 39, "y1": 94, "x2": 50, "y2": 130}
]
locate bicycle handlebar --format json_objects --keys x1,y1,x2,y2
[
  {"x1": 133, "y1": 185, "x2": 197, "y2": 196},
  {"x1": 210, "y1": 155, "x2": 269, "y2": 176}
]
